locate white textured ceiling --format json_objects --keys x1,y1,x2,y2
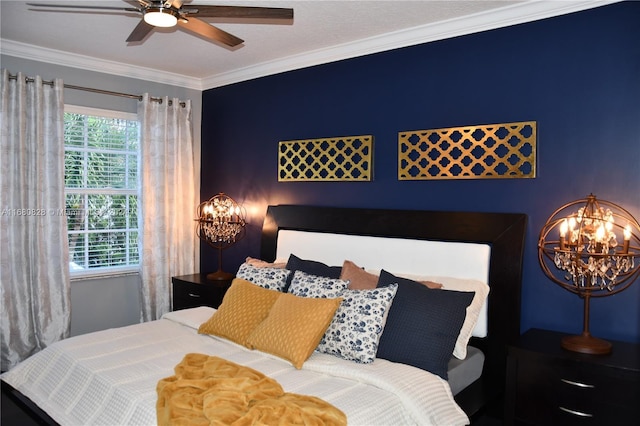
[{"x1": 0, "y1": 1, "x2": 617, "y2": 90}]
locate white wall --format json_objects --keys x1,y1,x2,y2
[
  {"x1": 2, "y1": 54, "x2": 202, "y2": 335},
  {"x1": 70, "y1": 275, "x2": 142, "y2": 336}
]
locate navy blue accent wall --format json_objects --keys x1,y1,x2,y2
[{"x1": 201, "y1": 2, "x2": 640, "y2": 343}]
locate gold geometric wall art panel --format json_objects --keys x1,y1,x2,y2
[
  {"x1": 398, "y1": 121, "x2": 536, "y2": 180},
  {"x1": 278, "y1": 135, "x2": 373, "y2": 182}
]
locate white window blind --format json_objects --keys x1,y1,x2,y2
[{"x1": 64, "y1": 105, "x2": 140, "y2": 277}]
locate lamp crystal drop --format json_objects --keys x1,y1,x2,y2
[{"x1": 195, "y1": 193, "x2": 246, "y2": 249}]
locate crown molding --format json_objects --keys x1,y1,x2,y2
[
  {"x1": 0, "y1": 39, "x2": 205, "y2": 91},
  {"x1": 1, "y1": 1, "x2": 619, "y2": 91},
  {"x1": 201, "y1": 0, "x2": 619, "y2": 89}
]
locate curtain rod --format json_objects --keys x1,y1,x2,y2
[{"x1": 7, "y1": 73, "x2": 186, "y2": 107}]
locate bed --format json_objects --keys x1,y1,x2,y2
[{"x1": 2, "y1": 204, "x2": 527, "y2": 425}]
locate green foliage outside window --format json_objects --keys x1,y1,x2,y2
[{"x1": 64, "y1": 111, "x2": 140, "y2": 272}]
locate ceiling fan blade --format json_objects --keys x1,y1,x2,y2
[
  {"x1": 184, "y1": 6, "x2": 293, "y2": 20},
  {"x1": 27, "y1": 3, "x2": 139, "y2": 13},
  {"x1": 177, "y1": 17, "x2": 243, "y2": 47},
  {"x1": 126, "y1": 19, "x2": 154, "y2": 42}
]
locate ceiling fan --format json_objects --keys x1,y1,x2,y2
[{"x1": 27, "y1": 1, "x2": 294, "y2": 47}]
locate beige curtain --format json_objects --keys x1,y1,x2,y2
[
  {"x1": 138, "y1": 94, "x2": 197, "y2": 321},
  {"x1": 0, "y1": 69, "x2": 71, "y2": 370}
]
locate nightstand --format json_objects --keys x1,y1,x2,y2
[
  {"x1": 171, "y1": 274, "x2": 233, "y2": 310},
  {"x1": 505, "y1": 328, "x2": 640, "y2": 425}
]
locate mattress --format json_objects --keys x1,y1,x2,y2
[
  {"x1": 448, "y1": 346, "x2": 484, "y2": 395},
  {"x1": 2, "y1": 306, "x2": 469, "y2": 426}
]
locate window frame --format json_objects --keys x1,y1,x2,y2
[{"x1": 64, "y1": 105, "x2": 141, "y2": 279}]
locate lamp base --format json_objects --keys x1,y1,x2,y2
[
  {"x1": 561, "y1": 334, "x2": 612, "y2": 355},
  {"x1": 206, "y1": 270, "x2": 235, "y2": 281}
]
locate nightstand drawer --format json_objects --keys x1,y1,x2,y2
[
  {"x1": 554, "y1": 360, "x2": 638, "y2": 407},
  {"x1": 173, "y1": 281, "x2": 215, "y2": 308},
  {"x1": 172, "y1": 274, "x2": 233, "y2": 310},
  {"x1": 514, "y1": 358, "x2": 637, "y2": 424},
  {"x1": 506, "y1": 329, "x2": 640, "y2": 426}
]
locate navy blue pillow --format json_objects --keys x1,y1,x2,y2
[
  {"x1": 376, "y1": 269, "x2": 474, "y2": 380},
  {"x1": 284, "y1": 254, "x2": 342, "y2": 292}
]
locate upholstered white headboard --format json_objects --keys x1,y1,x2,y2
[{"x1": 276, "y1": 229, "x2": 491, "y2": 337}]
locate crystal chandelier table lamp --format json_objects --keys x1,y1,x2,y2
[
  {"x1": 538, "y1": 194, "x2": 640, "y2": 354},
  {"x1": 195, "y1": 193, "x2": 246, "y2": 281}
]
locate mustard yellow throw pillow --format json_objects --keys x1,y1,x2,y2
[
  {"x1": 198, "y1": 278, "x2": 282, "y2": 346},
  {"x1": 246, "y1": 293, "x2": 342, "y2": 369}
]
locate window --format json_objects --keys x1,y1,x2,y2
[{"x1": 64, "y1": 106, "x2": 140, "y2": 276}]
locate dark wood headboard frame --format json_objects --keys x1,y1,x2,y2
[{"x1": 261, "y1": 204, "x2": 527, "y2": 419}]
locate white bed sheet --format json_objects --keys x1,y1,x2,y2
[{"x1": 3, "y1": 307, "x2": 469, "y2": 426}]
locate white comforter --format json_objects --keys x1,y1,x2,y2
[{"x1": 2, "y1": 307, "x2": 469, "y2": 425}]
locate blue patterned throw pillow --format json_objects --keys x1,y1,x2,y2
[
  {"x1": 236, "y1": 263, "x2": 290, "y2": 291},
  {"x1": 317, "y1": 284, "x2": 398, "y2": 363},
  {"x1": 288, "y1": 270, "x2": 349, "y2": 298}
]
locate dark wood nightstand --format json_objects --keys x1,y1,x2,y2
[
  {"x1": 505, "y1": 328, "x2": 640, "y2": 425},
  {"x1": 171, "y1": 274, "x2": 233, "y2": 310}
]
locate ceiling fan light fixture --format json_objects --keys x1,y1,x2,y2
[{"x1": 143, "y1": 7, "x2": 178, "y2": 27}]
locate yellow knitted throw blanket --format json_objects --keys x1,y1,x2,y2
[{"x1": 157, "y1": 353, "x2": 347, "y2": 426}]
